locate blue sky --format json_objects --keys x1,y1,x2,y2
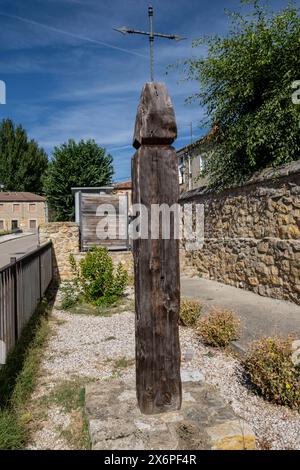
[{"x1": 0, "y1": 0, "x2": 290, "y2": 182}]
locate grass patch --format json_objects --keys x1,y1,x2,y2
[
  {"x1": 45, "y1": 378, "x2": 86, "y2": 413},
  {"x1": 111, "y1": 357, "x2": 135, "y2": 377},
  {"x1": 101, "y1": 356, "x2": 135, "y2": 379},
  {"x1": 0, "y1": 295, "x2": 52, "y2": 408},
  {"x1": 54, "y1": 319, "x2": 67, "y2": 326},
  {"x1": 0, "y1": 410, "x2": 26, "y2": 450},
  {"x1": 42, "y1": 378, "x2": 91, "y2": 449},
  {"x1": 70, "y1": 296, "x2": 134, "y2": 317},
  {"x1": 0, "y1": 286, "x2": 56, "y2": 450},
  {"x1": 57, "y1": 409, "x2": 91, "y2": 450},
  {"x1": 113, "y1": 357, "x2": 135, "y2": 369},
  {"x1": 10, "y1": 317, "x2": 51, "y2": 409}
]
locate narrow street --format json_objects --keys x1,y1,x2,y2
[{"x1": 0, "y1": 234, "x2": 39, "y2": 268}]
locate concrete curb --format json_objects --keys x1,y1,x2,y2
[
  {"x1": 0, "y1": 232, "x2": 36, "y2": 245},
  {"x1": 230, "y1": 341, "x2": 247, "y2": 358}
]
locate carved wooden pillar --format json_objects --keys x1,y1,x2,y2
[{"x1": 132, "y1": 82, "x2": 182, "y2": 414}]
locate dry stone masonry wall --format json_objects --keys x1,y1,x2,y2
[
  {"x1": 39, "y1": 222, "x2": 80, "y2": 281},
  {"x1": 39, "y1": 222, "x2": 134, "y2": 282},
  {"x1": 180, "y1": 161, "x2": 300, "y2": 305}
]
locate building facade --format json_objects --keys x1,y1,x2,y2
[
  {"x1": 113, "y1": 181, "x2": 132, "y2": 209},
  {"x1": 0, "y1": 192, "x2": 47, "y2": 232},
  {"x1": 177, "y1": 129, "x2": 216, "y2": 193}
]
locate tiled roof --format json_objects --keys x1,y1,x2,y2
[
  {"x1": 177, "y1": 126, "x2": 218, "y2": 155},
  {"x1": 113, "y1": 181, "x2": 132, "y2": 190},
  {"x1": 0, "y1": 192, "x2": 46, "y2": 202}
]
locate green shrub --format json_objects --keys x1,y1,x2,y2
[
  {"x1": 180, "y1": 298, "x2": 202, "y2": 327},
  {"x1": 196, "y1": 307, "x2": 240, "y2": 347},
  {"x1": 71, "y1": 247, "x2": 128, "y2": 306},
  {"x1": 243, "y1": 336, "x2": 300, "y2": 409},
  {"x1": 0, "y1": 230, "x2": 17, "y2": 237}
]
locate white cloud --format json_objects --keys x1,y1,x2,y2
[{"x1": 0, "y1": 0, "x2": 216, "y2": 180}]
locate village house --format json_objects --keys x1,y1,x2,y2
[
  {"x1": 0, "y1": 192, "x2": 48, "y2": 232},
  {"x1": 177, "y1": 128, "x2": 216, "y2": 193},
  {"x1": 113, "y1": 180, "x2": 132, "y2": 208}
]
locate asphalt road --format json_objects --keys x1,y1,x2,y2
[{"x1": 0, "y1": 234, "x2": 39, "y2": 268}]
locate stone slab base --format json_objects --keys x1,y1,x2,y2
[{"x1": 85, "y1": 371, "x2": 256, "y2": 450}]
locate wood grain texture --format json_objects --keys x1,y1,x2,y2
[
  {"x1": 132, "y1": 82, "x2": 181, "y2": 415},
  {"x1": 133, "y1": 82, "x2": 177, "y2": 150},
  {"x1": 80, "y1": 193, "x2": 128, "y2": 251}
]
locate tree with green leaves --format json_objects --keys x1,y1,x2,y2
[
  {"x1": 0, "y1": 119, "x2": 48, "y2": 193},
  {"x1": 43, "y1": 139, "x2": 114, "y2": 221},
  {"x1": 182, "y1": 0, "x2": 300, "y2": 189}
]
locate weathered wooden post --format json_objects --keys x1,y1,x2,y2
[{"x1": 132, "y1": 82, "x2": 182, "y2": 414}]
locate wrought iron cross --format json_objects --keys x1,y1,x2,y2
[{"x1": 114, "y1": 5, "x2": 186, "y2": 82}]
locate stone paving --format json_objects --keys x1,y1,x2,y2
[{"x1": 85, "y1": 370, "x2": 256, "y2": 450}]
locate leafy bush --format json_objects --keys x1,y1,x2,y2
[
  {"x1": 0, "y1": 230, "x2": 21, "y2": 237},
  {"x1": 243, "y1": 336, "x2": 300, "y2": 409},
  {"x1": 181, "y1": 1, "x2": 300, "y2": 189},
  {"x1": 180, "y1": 298, "x2": 202, "y2": 327},
  {"x1": 196, "y1": 307, "x2": 240, "y2": 347},
  {"x1": 71, "y1": 247, "x2": 128, "y2": 306}
]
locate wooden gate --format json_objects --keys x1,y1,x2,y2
[{"x1": 79, "y1": 192, "x2": 129, "y2": 251}]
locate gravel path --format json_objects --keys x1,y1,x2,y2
[
  {"x1": 26, "y1": 290, "x2": 300, "y2": 450},
  {"x1": 180, "y1": 328, "x2": 300, "y2": 450}
]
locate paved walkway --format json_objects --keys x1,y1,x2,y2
[
  {"x1": 181, "y1": 277, "x2": 300, "y2": 352},
  {"x1": 0, "y1": 233, "x2": 38, "y2": 267}
]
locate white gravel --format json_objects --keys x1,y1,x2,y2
[
  {"x1": 27, "y1": 407, "x2": 71, "y2": 450},
  {"x1": 42, "y1": 309, "x2": 135, "y2": 382},
  {"x1": 27, "y1": 290, "x2": 300, "y2": 450},
  {"x1": 180, "y1": 328, "x2": 300, "y2": 450}
]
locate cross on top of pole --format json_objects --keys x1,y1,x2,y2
[{"x1": 114, "y1": 5, "x2": 186, "y2": 82}]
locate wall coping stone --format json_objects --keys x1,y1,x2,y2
[
  {"x1": 40, "y1": 222, "x2": 79, "y2": 227},
  {"x1": 180, "y1": 160, "x2": 300, "y2": 201}
]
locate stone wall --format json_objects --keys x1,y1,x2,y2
[
  {"x1": 180, "y1": 161, "x2": 300, "y2": 305},
  {"x1": 38, "y1": 222, "x2": 133, "y2": 282},
  {"x1": 39, "y1": 222, "x2": 80, "y2": 281}
]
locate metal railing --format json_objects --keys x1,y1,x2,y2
[{"x1": 0, "y1": 242, "x2": 53, "y2": 363}]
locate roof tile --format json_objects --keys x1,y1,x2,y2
[{"x1": 0, "y1": 192, "x2": 46, "y2": 202}]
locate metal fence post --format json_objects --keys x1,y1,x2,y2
[
  {"x1": 37, "y1": 244, "x2": 42, "y2": 300},
  {"x1": 10, "y1": 257, "x2": 18, "y2": 342}
]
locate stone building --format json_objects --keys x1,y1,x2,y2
[
  {"x1": 113, "y1": 180, "x2": 132, "y2": 209},
  {"x1": 0, "y1": 192, "x2": 47, "y2": 232},
  {"x1": 177, "y1": 128, "x2": 216, "y2": 193}
]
